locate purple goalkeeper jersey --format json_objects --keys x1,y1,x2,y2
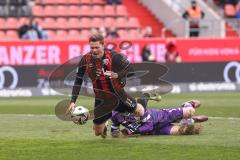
[{"x1": 111, "y1": 107, "x2": 183, "y2": 135}]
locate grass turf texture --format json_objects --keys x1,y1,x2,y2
[{"x1": 0, "y1": 92, "x2": 240, "y2": 160}]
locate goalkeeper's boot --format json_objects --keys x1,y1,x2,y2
[
  {"x1": 192, "y1": 115, "x2": 208, "y2": 123},
  {"x1": 143, "y1": 92, "x2": 162, "y2": 102},
  {"x1": 181, "y1": 100, "x2": 201, "y2": 108}
]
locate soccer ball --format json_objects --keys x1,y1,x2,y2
[{"x1": 71, "y1": 106, "x2": 89, "y2": 125}]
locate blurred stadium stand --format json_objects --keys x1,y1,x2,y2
[
  {"x1": 140, "y1": 0, "x2": 225, "y2": 38},
  {"x1": 204, "y1": 0, "x2": 240, "y2": 37},
  {"x1": 0, "y1": 0, "x2": 175, "y2": 40},
  {"x1": 0, "y1": 0, "x2": 239, "y2": 40}
]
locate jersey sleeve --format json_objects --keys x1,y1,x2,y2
[
  {"x1": 136, "y1": 111, "x2": 154, "y2": 134},
  {"x1": 70, "y1": 56, "x2": 87, "y2": 103},
  {"x1": 118, "y1": 110, "x2": 154, "y2": 135},
  {"x1": 138, "y1": 119, "x2": 154, "y2": 134}
]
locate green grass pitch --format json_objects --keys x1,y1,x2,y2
[{"x1": 0, "y1": 92, "x2": 240, "y2": 160}]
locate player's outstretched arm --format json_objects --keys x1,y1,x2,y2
[{"x1": 66, "y1": 56, "x2": 87, "y2": 115}]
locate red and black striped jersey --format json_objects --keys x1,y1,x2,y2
[{"x1": 71, "y1": 50, "x2": 133, "y2": 103}]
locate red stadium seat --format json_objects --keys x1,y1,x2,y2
[
  {"x1": 117, "y1": 29, "x2": 128, "y2": 38},
  {"x1": 69, "y1": 0, "x2": 81, "y2": 5},
  {"x1": 91, "y1": 18, "x2": 104, "y2": 28},
  {"x1": 92, "y1": 0, "x2": 105, "y2": 5},
  {"x1": 68, "y1": 30, "x2": 81, "y2": 40},
  {"x1": 0, "y1": 18, "x2": 6, "y2": 29},
  {"x1": 32, "y1": 5, "x2": 44, "y2": 17},
  {"x1": 42, "y1": 18, "x2": 56, "y2": 29},
  {"x1": 44, "y1": 6, "x2": 57, "y2": 17},
  {"x1": 19, "y1": 17, "x2": 29, "y2": 25},
  {"x1": 92, "y1": 6, "x2": 104, "y2": 17},
  {"x1": 68, "y1": 18, "x2": 81, "y2": 29},
  {"x1": 68, "y1": 5, "x2": 81, "y2": 17},
  {"x1": 80, "y1": 5, "x2": 92, "y2": 17},
  {"x1": 116, "y1": 5, "x2": 128, "y2": 17},
  {"x1": 81, "y1": 0, "x2": 92, "y2": 5},
  {"x1": 104, "y1": 5, "x2": 116, "y2": 17},
  {"x1": 103, "y1": 17, "x2": 115, "y2": 28},
  {"x1": 116, "y1": 17, "x2": 127, "y2": 28},
  {"x1": 44, "y1": 0, "x2": 57, "y2": 5},
  {"x1": 56, "y1": 30, "x2": 68, "y2": 39},
  {"x1": 0, "y1": 31, "x2": 5, "y2": 39},
  {"x1": 80, "y1": 29, "x2": 90, "y2": 39},
  {"x1": 129, "y1": 29, "x2": 140, "y2": 39},
  {"x1": 33, "y1": 18, "x2": 43, "y2": 25},
  {"x1": 56, "y1": 18, "x2": 68, "y2": 29},
  {"x1": 80, "y1": 18, "x2": 91, "y2": 29},
  {"x1": 6, "y1": 18, "x2": 18, "y2": 29},
  {"x1": 57, "y1": 6, "x2": 69, "y2": 17},
  {"x1": 128, "y1": 17, "x2": 140, "y2": 28},
  {"x1": 6, "y1": 30, "x2": 18, "y2": 40},
  {"x1": 47, "y1": 30, "x2": 56, "y2": 40},
  {"x1": 57, "y1": 0, "x2": 69, "y2": 5},
  {"x1": 35, "y1": 0, "x2": 42, "y2": 5}
]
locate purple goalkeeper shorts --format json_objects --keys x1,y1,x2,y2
[{"x1": 149, "y1": 107, "x2": 183, "y2": 135}]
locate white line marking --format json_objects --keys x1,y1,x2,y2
[{"x1": 209, "y1": 117, "x2": 240, "y2": 120}]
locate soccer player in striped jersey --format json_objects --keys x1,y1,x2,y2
[
  {"x1": 111, "y1": 100, "x2": 208, "y2": 137},
  {"x1": 66, "y1": 33, "x2": 149, "y2": 137}
]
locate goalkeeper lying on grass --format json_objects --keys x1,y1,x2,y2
[{"x1": 111, "y1": 99, "x2": 208, "y2": 137}]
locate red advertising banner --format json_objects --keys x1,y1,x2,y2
[
  {"x1": 0, "y1": 40, "x2": 166, "y2": 65},
  {"x1": 0, "y1": 38, "x2": 239, "y2": 66},
  {"x1": 177, "y1": 38, "x2": 240, "y2": 62}
]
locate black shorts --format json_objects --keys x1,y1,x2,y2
[{"x1": 93, "y1": 95, "x2": 137, "y2": 125}]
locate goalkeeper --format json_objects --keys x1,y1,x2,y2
[{"x1": 111, "y1": 99, "x2": 208, "y2": 137}]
